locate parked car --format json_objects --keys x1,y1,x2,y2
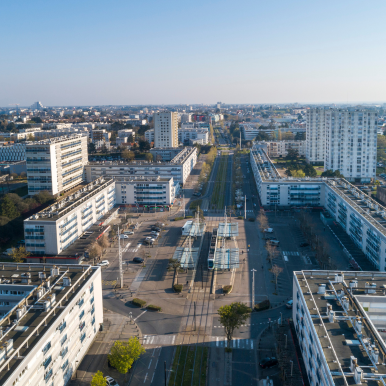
[
  {"x1": 151, "y1": 226, "x2": 161, "y2": 232},
  {"x1": 259, "y1": 357, "x2": 278, "y2": 369},
  {"x1": 299, "y1": 242, "x2": 310, "y2": 247},
  {"x1": 265, "y1": 236, "x2": 277, "y2": 241},
  {"x1": 2, "y1": 248, "x2": 13, "y2": 256},
  {"x1": 286, "y1": 300, "x2": 293, "y2": 309},
  {"x1": 144, "y1": 239, "x2": 154, "y2": 245},
  {"x1": 151, "y1": 231, "x2": 160, "y2": 236},
  {"x1": 124, "y1": 231, "x2": 134, "y2": 235},
  {"x1": 98, "y1": 260, "x2": 109, "y2": 267},
  {"x1": 119, "y1": 234, "x2": 129, "y2": 239},
  {"x1": 105, "y1": 376, "x2": 119, "y2": 386},
  {"x1": 133, "y1": 257, "x2": 144, "y2": 263},
  {"x1": 266, "y1": 240, "x2": 280, "y2": 246},
  {"x1": 264, "y1": 228, "x2": 273, "y2": 233},
  {"x1": 156, "y1": 222, "x2": 165, "y2": 227}
]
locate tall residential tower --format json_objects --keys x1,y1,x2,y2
[{"x1": 154, "y1": 112, "x2": 178, "y2": 148}]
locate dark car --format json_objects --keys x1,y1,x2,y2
[
  {"x1": 300, "y1": 242, "x2": 310, "y2": 247},
  {"x1": 151, "y1": 226, "x2": 161, "y2": 232},
  {"x1": 259, "y1": 357, "x2": 278, "y2": 369},
  {"x1": 133, "y1": 257, "x2": 144, "y2": 263},
  {"x1": 265, "y1": 236, "x2": 278, "y2": 241}
]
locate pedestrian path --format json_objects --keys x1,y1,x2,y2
[
  {"x1": 282, "y1": 251, "x2": 299, "y2": 256},
  {"x1": 212, "y1": 319, "x2": 281, "y2": 329},
  {"x1": 143, "y1": 334, "x2": 176, "y2": 346}
]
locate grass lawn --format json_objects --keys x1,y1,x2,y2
[{"x1": 169, "y1": 346, "x2": 208, "y2": 386}]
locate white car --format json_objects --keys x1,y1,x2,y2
[
  {"x1": 151, "y1": 231, "x2": 160, "y2": 236},
  {"x1": 145, "y1": 236, "x2": 155, "y2": 241},
  {"x1": 105, "y1": 376, "x2": 119, "y2": 386},
  {"x1": 119, "y1": 234, "x2": 129, "y2": 239},
  {"x1": 98, "y1": 260, "x2": 109, "y2": 267},
  {"x1": 264, "y1": 228, "x2": 273, "y2": 233},
  {"x1": 124, "y1": 231, "x2": 134, "y2": 235}
]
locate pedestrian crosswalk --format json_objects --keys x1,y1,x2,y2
[
  {"x1": 210, "y1": 337, "x2": 255, "y2": 350},
  {"x1": 125, "y1": 244, "x2": 142, "y2": 253},
  {"x1": 143, "y1": 334, "x2": 176, "y2": 346},
  {"x1": 282, "y1": 251, "x2": 299, "y2": 256},
  {"x1": 102, "y1": 280, "x2": 117, "y2": 286}
]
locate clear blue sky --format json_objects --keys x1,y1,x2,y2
[{"x1": 1, "y1": 0, "x2": 386, "y2": 106}]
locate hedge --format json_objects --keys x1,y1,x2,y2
[
  {"x1": 173, "y1": 284, "x2": 183, "y2": 293},
  {"x1": 147, "y1": 304, "x2": 162, "y2": 312},
  {"x1": 132, "y1": 298, "x2": 147, "y2": 307},
  {"x1": 223, "y1": 285, "x2": 232, "y2": 294},
  {"x1": 185, "y1": 216, "x2": 193, "y2": 219},
  {"x1": 237, "y1": 216, "x2": 244, "y2": 220},
  {"x1": 254, "y1": 299, "x2": 270, "y2": 311},
  {"x1": 174, "y1": 217, "x2": 184, "y2": 221}
]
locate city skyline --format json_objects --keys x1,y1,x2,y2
[{"x1": 1, "y1": 0, "x2": 386, "y2": 106}]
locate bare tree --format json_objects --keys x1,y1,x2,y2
[
  {"x1": 97, "y1": 234, "x2": 110, "y2": 250},
  {"x1": 256, "y1": 212, "x2": 268, "y2": 232},
  {"x1": 271, "y1": 264, "x2": 283, "y2": 290},
  {"x1": 89, "y1": 243, "x2": 102, "y2": 264},
  {"x1": 265, "y1": 244, "x2": 279, "y2": 266}
]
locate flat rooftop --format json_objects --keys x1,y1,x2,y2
[
  {"x1": 297, "y1": 270, "x2": 386, "y2": 386},
  {"x1": 25, "y1": 177, "x2": 114, "y2": 222},
  {"x1": 25, "y1": 134, "x2": 84, "y2": 146},
  {"x1": 0, "y1": 263, "x2": 100, "y2": 384}
]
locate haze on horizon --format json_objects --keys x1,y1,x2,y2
[{"x1": 1, "y1": 0, "x2": 386, "y2": 107}]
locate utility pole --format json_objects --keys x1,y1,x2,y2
[
  {"x1": 183, "y1": 191, "x2": 185, "y2": 218},
  {"x1": 164, "y1": 361, "x2": 167, "y2": 386},
  {"x1": 201, "y1": 264, "x2": 203, "y2": 289},
  {"x1": 118, "y1": 226, "x2": 123, "y2": 288},
  {"x1": 194, "y1": 301, "x2": 196, "y2": 331},
  {"x1": 244, "y1": 195, "x2": 246, "y2": 219},
  {"x1": 240, "y1": 130, "x2": 241, "y2": 150},
  {"x1": 251, "y1": 269, "x2": 257, "y2": 308},
  {"x1": 290, "y1": 360, "x2": 293, "y2": 377}
]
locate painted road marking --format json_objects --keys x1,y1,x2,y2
[{"x1": 134, "y1": 310, "x2": 147, "y2": 322}]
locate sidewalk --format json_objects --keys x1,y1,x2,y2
[{"x1": 69, "y1": 309, "x2": 142, "y2": 386}]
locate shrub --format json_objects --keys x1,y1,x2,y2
[
  {"x1": 223, "y1": 285, "x2": 232, "y2": 294},
  {"x1": 173, "y1": 284, "x2": 183, "y2": 293},
  {"x1": 248, "y1": 217, "x2": 255, "y2": 222},
  {"x1": 132, "y1": 298, "x2": 147, "y2": 307},
  {"x1": 225, "y1": 347, "x2": 232, "y2": 353},
  {"x1": 185, "y1": 216, "x2": 193, "y2": 219},
  {"x1": 147, "y1": 304, "x2": 162, "y2": 312},
  {"x1": 174, "y1": 216, "x2": 184, "y2": 221},
  {"x1": 237, "y1": 216, "x2": 243, "y2": 219},
  {"x1": 254, "y1": 299, "x2": 270, "y2": 311}
]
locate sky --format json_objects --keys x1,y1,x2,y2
[{"x1": 1, "y1": 0, "x2": 386, "y2": 106}]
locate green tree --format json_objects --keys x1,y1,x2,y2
[
  {"x1": 1, "y1": 195, "x2": 19, "y2": 219},
  {"x1": 291, "y1": 169, "x2": 306, "y2": 178},
  {"x1": 145, "y1": 153, "x2": 153, "y2": 162},
  {"x1": 139, "y1": 140, "x2": 150, "y2": 152},
  {"x1": 10, "y1": 246, "x2": 29, "y2": 263},
  {"x1": 218, "y1": 302, "x2": 251, "y2": 346},
  {"x1": 88, "y1": 142, "x2": 96, "y2": 154},
  {"x1": 286, "y1": 147, "x2": 299, "y2": 160},
  {"x1": 122, "y1": 149, "x2": 135, "y2": 161},
  {"x1": 168, "y1": 258, "x2": 181, "y2": 284},
  {"x1": 91, "y1": 371, "x2": 107, "y2": 386},
  {"x1": 108, "y1": 337, "x2": 145, "y2": 374}
]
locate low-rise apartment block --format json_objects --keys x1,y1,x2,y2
[
  {"x1": 251, "y1": 142, "x2": 386, "y2": 271},
  {"x1": 293, "y1": 270, "x2": 386, "y2": 386},
  {"x1": 115, "y1": 176, "x2": 176, "y2": 207},
  {"x1": 178, "y1": 128, "x2": 209, "y2": 145},
  {"x1": 85, "y1": 147, "x2": 197, "y2": 186},
  {"x1": 26, "y1": 135, "x2": 88, "y2": 196},
  {"x1": 0, "y1": 263, "x2": 103, "y2": 386},
  {"x1": 24, "y1": 177, "x2": 115, "y2": 255},
  {"x1": 264, "y1": 140, "x2": 306, "y2": 158}
]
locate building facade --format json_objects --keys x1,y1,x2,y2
[
  {"x1": 115, "y1": 176, "x2": 176, "y2": 207},
  {"x1": 306, "y1": 108, "x2": 326, "y2": 165},
  {"x1": 24, "y1": 177, "x2": 115, "y2": 255},
  {"x1": 26, "y1": 135, "x2": 88, "y2": 196},
  {"x1": 324, "y1": 109, "x2": 377, "y2": 182},
  {"x1": 0, "y1": 263, "x2": 103, "y2": 386},
  {"x1": 0, "y1": 142, "x2": 31, "y2": 162},
  {"x1": 178, "y1": 128, "x2": 209, "y2": 145},
  {"x1": 154, "y1": 112, "x2": 178, "y2": 148},
  {"x1": 145, "y1": 129, "x2": 155, "y2": 143}
]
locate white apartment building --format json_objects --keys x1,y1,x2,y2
[
  {"x1": 324, "y1": 109, "x2": 377, "y2": 183},
  {"x1": 0, "y1": 263, "x2": 103, "y2": 386},
  {"x1": 251, "y1": 142, "x2": 386, "y2": 271},
  {"x1": 115, "y1": 176, "x2": 176, "y2": 207},
  {"x1": 264, "y1": 140, "x2": 306, "y2": 158},
  {"x1": 26, "y1": 135, "x2": 88, "y2": 196},
  {"x1": 24, "y1": 177, "x2": 115, "y2": 255},
  {"x1": 178, "y1": 128, "x2": 209, "y2": 145},
  {"x1": 145, "y1": 129, "x2": 155, "y2": 143},
  {"x1": 85, "y1": 147, "x2": 197, "y2": 186},
  {"x1": 0, "y1": 142, "x2": 31, "y2": 161},
  {"x1": 181, "y1": 113, "x2": 192, "y2": 123},
  {"x1": 306, "y1": 108, "x2": 326, "y2": 165},
  {"x1": 293, "y1": 270, "x2": 386, "y2": 386},
  {"x1": 154, "y1": 112, "x2": 178, "y2": 148}
]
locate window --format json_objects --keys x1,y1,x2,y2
[
  {"x1": 62, "y1": 359, "x2": 69, "y2": 371},
  {"x1": 80, "y1": 332, "x2": 86, "y2": 343},
  {"x1": 60, "y1": 334, "x2": 67, "y2": 346},
  {"x1": 43, "y1": 356, "x2": 52, "y2": 369},
  {"x1": 44, "y1": 369, "x2": 53, "y2": 382},
  {"x1": 58, "y1": 321, "x2": 66, "y2": 333},
  {"x1": 79, "y1": 310, "x2": 85, "y2": 320},
  {"x1": 90, "y1": 296, "x2": 94, "y2": 305},
  {"x1": 42, "y1": 342, "x2": 51, "y2": 355}
]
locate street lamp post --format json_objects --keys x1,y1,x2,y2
[
  {"x1": 284, "y1": 334, "x2": 287, "y2": 349},
  {"x1": 280, "y1": 312, "x2": 283, "y2": 325},
  {"x1": 251, "y1": 269, "x2": 257, "y2": 308},
  {"x1": 164, "y1": 361, "x2": 167, "y2": 386},
  {"x1": 290, "y1": 360, "x2": 293, "y2": 377}
]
